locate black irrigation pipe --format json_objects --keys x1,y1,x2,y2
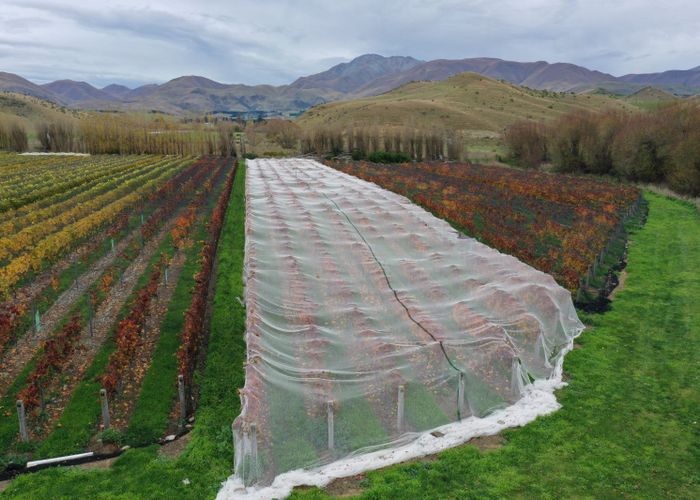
[
  {"x1": 0, "y1": 428, "x2": 192, "y2": 482},
  {"x1": 290, "y1": 164, "x2": 465, "y2": 420}
]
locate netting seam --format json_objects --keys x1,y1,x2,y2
[{"x1": 290, "y1": 164, "x2": 464, "y2": 420}]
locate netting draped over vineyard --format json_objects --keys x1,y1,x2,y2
[{"x1": 235, "y1": 159, "x2": 584, "y2": 485}]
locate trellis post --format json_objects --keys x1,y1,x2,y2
[
  {"x1": 178, "y1": 374, "x2": 187, "y2": 425},
  {"x1": 250, "y1": 423, "x2": 258, "y2": 469},
  {"x1": 34, "y1": 307, "x2": 41, "y2": 335},
  {"x1": 16, "y1": 400, "x2": 28, "y2": 443},
  {"x1": 88, "y1": 300, "x2": 94, "y2": 338},
  {"x1": 326, "y1": 401, "x2": 335, "y2": 450},
  {"x1": 458, "y1": 372, "x2": 466, "y2": 420},
  {"x1": 100, "y1": 388, "x2": 111, "y2": 430},
  {"x1": 397, "y1": 385, "x2": 405, "y2": 433}
]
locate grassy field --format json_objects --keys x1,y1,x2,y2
[{"x1": 291, "y1": 192, "x2": 700, "y2": 499}]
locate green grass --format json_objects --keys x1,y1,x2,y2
[
  {"x1": 291, "y1": 192, "x2": 700, "y2": 499},
  {"x1": 1, "y1": 162, "x2": 246, "y2": 498}
]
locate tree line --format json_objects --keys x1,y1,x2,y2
[
  {"x1": 0, "y1": 119, "x2": 28, "y2": 152},
  {"x1": 0, "y1": 115, "x2": 243, "y2": 156},
  {"x1": 504, "y1": 102, "x2": 700, "y2": 196},
  {"x1": 300, "y1": 126, "x2": 465, "y2": 161}
]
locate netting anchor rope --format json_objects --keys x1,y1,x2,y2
[{"x1": 291, "y1": 165, "x2": 466, "y2": 420}]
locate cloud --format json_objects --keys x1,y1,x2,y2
[{"x1": 0, "y1": 0, "x2": 698, "y2": 87}]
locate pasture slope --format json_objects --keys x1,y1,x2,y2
[
  {"x1": 1, "y1": 186, "x2": 698, "y2": 498},
  {"x1": 297, "y1": 73, "x2": 636, "y2": 143},
  {"x1": 291, "y1": 192, "x2": 700, "y2": 499}
]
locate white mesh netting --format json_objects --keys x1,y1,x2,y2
[{"x1": 228, "y1": 158, "x2": 584, "y2": 494}]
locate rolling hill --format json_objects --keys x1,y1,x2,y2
[
  {"x1": 0, "y1": 92, "x2": 81, "y2": 133},
  {"x1": 0, "y1": 72, "x2": 64, "y2": 104},
  {"x1": 623, "y1": 87, "x2": 679, "y2": 109},
  {"x1": 42, "y1": 80, "x2": 117, "y2": 103},
  {"x1": 298, "y1": 72, "x2": 636, "y2": 136}
]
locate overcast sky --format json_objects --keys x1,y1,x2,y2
[{"x1": 1, "y1": 0, "x2": 699, "y2": 88}]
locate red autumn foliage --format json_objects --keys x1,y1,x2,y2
[
  {"x1": 141, "y1": 157, "x2": 220, "y2": 241},
  {"x1": 101, "y1": 256, "x2": 164, "y2": 396},
  {"x1": 0, "y1": 302, "x2": 24, "y2": 353},
  {"x1": 19, "y1": 314, "x2": 83, "y2": 409},
  {"x1": 177, "y1": 162, "x2": 237, "y2": 386},
  {"x1": 330, "y1": 161, "x2": 641, "y2": 291}
]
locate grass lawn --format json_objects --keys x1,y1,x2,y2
[{"x1": 3, "y1": 189, "x2": 698, "y2": 498}]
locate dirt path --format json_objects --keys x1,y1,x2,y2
[
  {"x1": 0, "y1": 224, "x2": 144, "y2": 395},
  {"x1": 610, "y1": 269, "x2": 628, "y2": 300},
  {"x1": 31, "y1": 216, "x2": 180, "y2": 438}
]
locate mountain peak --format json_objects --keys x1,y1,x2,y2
[
  {"x1": 42, "y1": 79, "x2": 115, "y2": 102},
  {"x1": 162, "y1": 75, "x2": 226, "y2": 90},
  {"x1": 290, "y1": 54, "x2": 423, "y2": 93},
  {"x1": 101, "y1": 84, "x2": 132, "y2": 99}
]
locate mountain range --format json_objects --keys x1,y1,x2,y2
[{"x1": 1, "y1": 54, "x2": 699, "y2": 115}]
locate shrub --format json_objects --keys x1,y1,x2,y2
[
  {"x1": 0, "y1": 120, "x2": 28, "y2": 152},
  {"x1": 351, "y1": 149, "x2": 366, "y2": 161},
  {"x1": 368, "y1": 151, "x2": 410, "y2": 164},
  {"x1": 668, "y1": 132, "x2": 700, "y2": 196},
  {"x1": 504, "y1": 103, "x2": 700, "y2": 196},
  {"x1": 261, "y1": 119, "x2": 301, "y2": 149},
  {"x1": 504, "y1": 121, "x2": 547, "y2": 169},
  {"x1": 548, "y1": 114, "x2": 588, "y2": 173},
  {"x1": 611, "y1": 116, "x2": 666, "y2": 182}
]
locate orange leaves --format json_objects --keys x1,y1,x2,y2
[
  {"x1": 171, "y1": 209, "x2": 196, "y2": 249},
  {"x1": 50, "y1": 273, "x2": 60, "y2": 292},
  {"x1": 0, "y1": 158, "x2": 189, "y2": 299},
  {"x1": 100, "y1": 271, "x2": 114, "y2": 294}
]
